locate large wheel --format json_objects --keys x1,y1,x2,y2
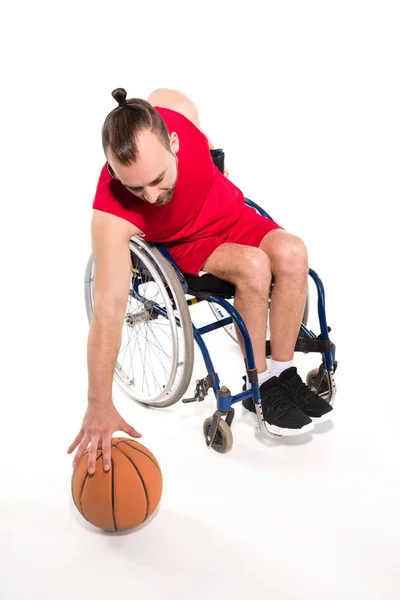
[{"x1": 85, "y1": 237, "x2": 194, "y2": 407}]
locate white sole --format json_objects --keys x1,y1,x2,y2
[
  {"x1": 266, "y1": 420, "x2": 315, "y2": 437},
  {"x1": 311, "y1": 410, "x2": 333, "y2": 424}
]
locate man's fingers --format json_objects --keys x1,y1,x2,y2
[
  {"x1": 101, "y1": 437, "x2": 112, "y2": 472},
  {"x1": 87, "y1": 436, "x2": 100, "y2": 475},
  {"x1": 123, "y1": 423, "x2": 142, "y2": 439},
  {"x1": 72, "y1": 434, "x2": 90, "y2": 470},
  {"x1": 67, "y1": 429, "x2": 84, "y2": 454}
]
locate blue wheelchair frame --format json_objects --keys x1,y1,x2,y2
[{"x1": 153, "y1": 198, "x2": 336, "y2": 416}]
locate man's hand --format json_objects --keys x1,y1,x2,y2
[{"x1": 67, "y1": 403, "x2": 142, "y2": 474}]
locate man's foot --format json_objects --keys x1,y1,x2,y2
[
  {"x1": 279, "y1": 367, "x2": 333, "y2": 423},
  {"x1": 242, "y1": 376, "x2": 314, "y2": 436}
]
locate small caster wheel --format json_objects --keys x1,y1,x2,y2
[
  {"x1": 306, "y1": 368, "x2": 330, "y2": 394},
  {"x1": 203, "y1": 417, "x2": 233, "y2": 454}
]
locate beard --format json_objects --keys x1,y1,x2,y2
[
  {"x1": 150, "y1": 152, "x2": 178, "y2": 206},
  {"x1": 153, "y1": 180, "x2": 177, "y2": 206}
]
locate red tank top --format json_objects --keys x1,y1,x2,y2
[{"x1": 92, "y1": 106, "x2": 245, "y2": 244}]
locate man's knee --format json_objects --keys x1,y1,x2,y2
[
  {"x1": 234, "y1": 247, "x2": 271, "y2": 289},
  {"x1": 266, "y1": 232, "x2": 309, "y2": 276}
]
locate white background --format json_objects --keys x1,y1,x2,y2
[{"x1": 1, "y1": 1, "x2": 399, "y2": 599}]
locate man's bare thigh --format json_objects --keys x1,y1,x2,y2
[{"x1": 202, "y1": 243, "x2": 269, "y2": 284}]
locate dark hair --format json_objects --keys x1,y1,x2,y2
[{"x1": 102, "y1": 88, "x2": 171, "y2": 165}]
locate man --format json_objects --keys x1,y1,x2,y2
[{"x1": 68, "y1": 87, "x2": 333, "y2": 475}]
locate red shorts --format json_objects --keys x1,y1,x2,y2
[{"x1": 167, "y1": 205, "x2": 283, "y2": 276}]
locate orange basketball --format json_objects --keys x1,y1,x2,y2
[{"x1": 71, "y1": 437, "x2": 162, "y2": 532}]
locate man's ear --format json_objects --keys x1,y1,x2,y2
[
  {"x1": 106, "y1": 162, "x2": 117, "y2": 179},
  {"x1": 170, "y1": 132, "x2": 179, "y2": 153}
]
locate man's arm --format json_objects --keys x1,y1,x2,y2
[
  {"x1": 87, "y1": 209, "x2": 138, "y2": 404},
  {"x1": 147, "y1": 88, "x2": 215, "y2": 150},
  {"x1": 147, "y1": 88, "x2": 229, "y2": 176},
  {"x1": 67, "y1": 210, "x2": 142, "y2": 474}
]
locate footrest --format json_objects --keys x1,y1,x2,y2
[{"x1": 266, "y1": 337, "x2": 333, "y2": 356}]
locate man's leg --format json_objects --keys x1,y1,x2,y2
[
  {"x1": 202, "y1": 242, "x2": 314, "y2": 436},
  {"x1": 202, "y1": 244, "x2": 270, "y2": 374},
  {"x1": 259, "y1": 229, "x2": 333, "y2": 423},
  {"x1": 259, "y1": 230, "x2": 308, "y2": 364}
]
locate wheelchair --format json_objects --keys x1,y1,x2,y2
[{"x1": 84, "y1": 155, "x2": 337, "y2": 454}]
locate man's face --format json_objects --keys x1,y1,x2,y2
[{"x1": 107, "y1": 131, "x2": 179, "y2": 207}]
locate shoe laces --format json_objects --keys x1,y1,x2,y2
[
  {"x1": 261, "y1": 384, "x2": 297, "y2": 415},
  {"x1": 282, "y1": 373, "x2": 315, "y2": 406}
]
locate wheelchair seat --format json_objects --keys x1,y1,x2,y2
[{"x1": 184, "y1": 273, "x2": 235, "y2": 299}]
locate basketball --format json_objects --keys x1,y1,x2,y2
[{"x1": 71, "y1": 437, "x2": 162, "y2": 531}]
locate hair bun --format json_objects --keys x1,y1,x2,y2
[{"x1": 112, "y1": 88, "x2": 127, "y2": 107}]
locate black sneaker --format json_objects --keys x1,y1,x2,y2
[
  {"x1": 279, "y1": 367, "x2": 333, "y2": 423},
  {"x1": 242, "y1": 376, "x2": 314, "y2": 436}
]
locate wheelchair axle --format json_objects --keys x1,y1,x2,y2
[{"x1": 125, "y1": 300, "x2": 159, "y2": 326}]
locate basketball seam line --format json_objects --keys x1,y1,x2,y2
[
  {"x1": 75, "y1": 452, "x2": 103, "y2": 523},
  {"x1": 117, "y1": 440, "x2": 160, "y2": 469},
  {"x1": 111, "y1": 457, "x2": 118, "y2": 532},
  {"x1": 114, "y1": 446, "x2": 149, "y2": 523}
]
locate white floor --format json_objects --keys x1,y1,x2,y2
[
  {"x1": 2, "y1": 2, "x2": 400, "y2": 598},
  {"x1": 2, "y1": 292, "x2": 399, "y2": 600}
]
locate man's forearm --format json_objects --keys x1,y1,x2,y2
[{"x1": 87, "y1": 315, "x2": 122, "y2": 405}]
